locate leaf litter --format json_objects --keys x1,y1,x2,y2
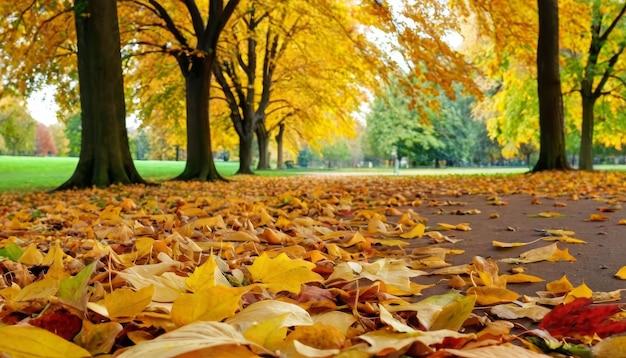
[{"x1": 0, "y1": 171, "x2": 626, "y2": 356}]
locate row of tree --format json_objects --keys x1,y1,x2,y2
[{"x1": 0, "y1": 0, "x2": 625, "y2": 189}]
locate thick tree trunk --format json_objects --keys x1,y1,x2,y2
[
  {"x1": 256, "y1": 121, "x2": 270, "y2": 170},
  {"x1": 237, "y1": 132, "x2": 255, "y2": 175},
  {"x1": 175, "y1": 57, "x2": 223, "y2": 181},
  {"x1": 578, "y1": 92, "x2": 596, "y2": 171},
  {"x1": 275, "y1": 122, "x2": 285, "y2": 169},
  {"x1": 58, "y1": 0, "x2": 145, "y2": 190},
  {"x1": 532, "y1": 0, "x2": 571, "y2": 172}
]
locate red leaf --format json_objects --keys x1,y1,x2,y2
[
  {"x1": 29, "y1": 309, "x2": 82, "y2": 341},
  {"x1": 539, "y1": 297, "x2": 626, "y2": 339}
]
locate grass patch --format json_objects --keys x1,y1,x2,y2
[
  {"x1": 3, "y1": 155, "x2": 625, "y2": 193},
  {"x1": 0, "y1": 156, "x2": 240, "y2": 192}
]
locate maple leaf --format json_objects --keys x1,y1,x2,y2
[
  {"x1": 247, "y1": 252, "x2": 323, "y2": 294},
  {"x1": 171, "y1": 285, "x2": 252, "y2": 326},
  {"x1": 538, "y1": 297, "x2": 626, "y2": 340}
]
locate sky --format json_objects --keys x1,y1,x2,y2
[{"x1": 27, "y1": 86, "x2": 59, "y2": 126}]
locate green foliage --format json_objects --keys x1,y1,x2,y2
[
  {"x1": 64, "y1": 113, "x2": 81, "y2": 157},
  {"x1": 0, "y1": 101, "x2": 36, "y2": 155},
  {"x1": 365, "y1": 78, "x2": 492, "y2": 167}
]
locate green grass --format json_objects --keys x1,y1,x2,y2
[
  {"x1": 0, "y1": 156, "x2": 240, "y2": 192},
  {"x1": 2, "y1": 155, "x2": 625, "y2": 193}
]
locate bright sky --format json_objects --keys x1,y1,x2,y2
[{"x1": 27, "y1": 86, "x2": 59, "y2": 126}]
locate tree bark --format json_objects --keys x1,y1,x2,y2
[
  {"x1": 256, "y1": 121, "x2": 270, "y2": 170},
  {"x1": 175, "y1": 56, "x2": 224, "y2": 181},
  {"x1": 275, "y1": 122, "x2": 285, "y2": 169},
  {"x1": 532, "y1": 0, "x2": 571, "y2": 172},
  {"x1": 237, "y1": 132, "x2": 255, "y2": 175},
  {"x1": 578, "y1": 91, "x2": 596, "y2": 171},
  {"x1": 58, "y1": 0, "x2": 145, "y2": 190}
]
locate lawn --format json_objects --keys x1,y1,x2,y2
[
  {"x1": 2, "y1": 155, "x2": 625, "y2": 192},
  {"x1": 0, "y1": 156, "x2": 236, "y2": 192}
]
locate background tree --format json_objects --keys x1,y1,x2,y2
[
  {"x1": 533, "y1": 0, "x2": 571, "y2": 171},
  {"x1": 0, "y1": 98, "x2": 36, "y2": 155},
  {"x1": 58, "y1": 0, "x2": 146, "y2": 189},
  {"x1": 64, "y1": 113, "x2": 82, "y2": 157},
  {"x1": 123, "y1": 0, "x2": 240, "y2": 181},
  {"x1": 573, "y1": 1, "x2": 626, "y2": 170},
  {"x1": 34, "y1": 122, "x2": 57, "y2": 156}
]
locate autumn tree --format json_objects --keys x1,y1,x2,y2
[
  {"x1": 533, "y1": 0, "x2": 571, "y2": 171},
  {"x1": 57, "y1": 0, "x2": 146, "y2": 189},
  {"x1": 0, "y1": 98, "x2": 36, "y2": 155},
  {"x1": 0, "y1": 1, "x2": 145, "y2": 187},
  {"x1": 213, "y1": 1, "x2": 374, "y2": 174},
  {"x1": 123, "y1": 0, "x2": 240, "y2": 181},
  {"x1": 34, "y1": 122, "x2": 57, "y2": 156},
  {"x1": 573, "y1": 1, "x2": 626, "y2": 171}
]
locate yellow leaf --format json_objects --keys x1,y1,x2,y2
[
  {"x1": 493, "y1": 238, "x2": 542, "y2": 248},
  {"x1": 501, "y1": 273, "x2": 545, "y2": 283},
  {"x1": 430, "y1": 294, "x2": 477, "y2": 331},
  {"x1": 500, "y1": 243, "x2": 576, "y2": 264},
  {"x1": 593, "y1": 335, "x2": 626, "y2": 357},
  {"x1": 186, "y1": 254, "x2": 231, "y2": 292},
  {"x1": 240, "y1": 313, "x2": 290, "y2": 351},
  {"x1": 17, "y1": 243, "x2": 44, "y2": 265},
  {"x1": 227, "y1": 300, "x2": 312, "y2": 350},
  {"x1": 491, "y1": 302, "x2": 551, "y2": 322},
  {"x1": 616, "y1": 266, "x2": 626, "y2": 279},
  {"x1": 542, "y1": 229, "x2": 576, "y2": 236},
  {"x1": 542, "y1": 236, "x2": 587, "y2": 244},
  {"x1": 529, "y1": 211, "x2": 565, "y2": 218},
  {"x1": 400, "y1": 223, "x2": 425, "y2": 238},
  {"x1": 586, "y1": 213, "x2": 610, "y2": 222},
  {"x1": 546, "y1": 275, "x2": 573, "y2": 294},
  {"x1": 74, "y1": 321, "x2": 124, "y2": 356},
  {"x1": 180, "y1": 207, "x2": 208, "y2": 217},
  {"x1": 436, "y1": 222, "x2": 457, "y2": 230},
  {"x1": 193, "y1": 215, "x2": 227, "y2": 229},
  {"x1": 248, "y1": 252, "x2": 323, "y2": 294},
  {"x1": 466, "y1": 286, "x2": 519, "y2": 305},
  {"x1": 380, "y1": 304, "x2": 415, "y2": 332},
  {"x1": 564, "y1": 282, "x2": 593, "y2": 304},
  {"x1": 172, "y1": 286, "x2": 251, "y2": 326},
  {"x1": 14, "y1": 276, "x2": 59, "y2": 302},
  {"x1": 103, "y1": 285, "x2": 154, "y2": 318},
  {"x1": 114, "y1": 321, "x2": 271, "y2": 357},
  {"x1": 0, "y1": 325, "x2": 91, "y2": 357},
  {"x1": 286, "y1": 323, "x2": 345, "y2": 350}
]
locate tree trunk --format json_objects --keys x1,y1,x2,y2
[
  {"x1": 58, "y1": 0, "x2": 145, "y2": 190},
  {"x1": 175, "y1": 56, "x2": 223, "y2": 181},
  {"x1": 275, "y1": 122, "x2": 285, "y2": 169},
  {"x1": 256, "y1": 121, "x2": 270, "y2": 170},
  {"x1": 532, "y1": 0, "x2": 571, "y2": 172},
  {"x1": 578, "y1": 92, "x2": 596, "y2": 171},
  {"x1": 238, "y1": 132, "x2": 255, "y2": 175}
]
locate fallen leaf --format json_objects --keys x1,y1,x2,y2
[
  {"x1": 248, "y1": 252, "x2": 324, "y2": 294},
  {"x1": 586, "y1": 213, "x2": 610, "y2": 222},
  {"x1": 0, "y1": 325, "x2": 91, "y2": 358},
  {"x1": 500, "y1": 243, "x2": 576, "y2": 264},
  {"x1": 491, "y1": 302, "x2": 551, "y2": 321},
  {"x1": 115, "y1": 321, "x2": 271, "y2": 358}
]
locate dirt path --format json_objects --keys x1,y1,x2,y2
[{"x1": 403, "y1": 193, "x2": 626, "y2": 298}]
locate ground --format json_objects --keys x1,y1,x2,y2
[{"x1": 1, "y1": 170, "x2": 626, "y2": 356}]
